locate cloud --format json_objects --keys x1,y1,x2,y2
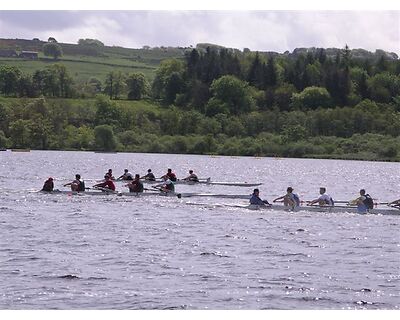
[{"x1": 0, "y1": 11, "x2": 398, "y2": 54}]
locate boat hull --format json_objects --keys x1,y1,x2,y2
[
  {"x1": 246, "y1": 204, "x2": 400, "y2": 215},
  {"x1": 39, "y1": 190, "x2": 251, "y2": 199}
]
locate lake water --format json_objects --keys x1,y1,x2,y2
[{"x1": 0, "y1": 150, "x2": 399, "y2": 309}]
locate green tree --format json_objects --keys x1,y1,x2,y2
[
  {"x1": 78, "y1": 38, "x2": 104, "y2": 46},
  {"x1": 0, "y1": 103, "x2": 9, "y2": 133},
  {"x1": 27, "y1": 115, "x2": 53, "y2": 149},
  {"x1": 104, "y1": 71, "x2": 125, "y2": 100},
  {"x1": 0, "y1": 130, "x2": 8, "y2": 148},
  {"x1": 368, "y1": 72, "x2": 400, "y2": 103},
  {"x1": 0, "y1": 66, "x2": 21, "y2": 96},
  {"x1": 17, "y1": 73, "x2": 35, "y2": 97},
  {"x1": 49, "y1": 64, "x2": 73, "y2": 97},
  {"x1": 94, "y1": 125, "x2": 117, "y2": 151},
  {"x1": 43, "y1": 43, "x2": 63, "y2": 60},
  {"x1": 9, "y1": 119, "x2": 31, "y2": 148},
  {"x1": 274, "y1": 83, "x2": 297, "y2": 111},
  {"x1": 164, "y1": 72, "x2": 184, "y2": 105},
  {"x1": 291, "y1": 86, "x2": 332, "y2": 110},
  {"x1": 152, "y1": 59, "x2": 185, "y2": 101},
  {"x1": 94, "y1": 95, "x2": 121, "y2": 126},
  {"x1": 207, "y1": 75, "x2": 255, "y2": 115},
  {"x1": 126, "y1": 72, "x2": 149, "y2": 100}
]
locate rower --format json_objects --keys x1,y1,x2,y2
[
  {"x1": 155, "y1": 175, "x2": 175, "y2": 193},
  {"x1": 273, "y1": 187, "x2": 300, "y2": 209},
  {"x1": 183, "y1": 170, "x2": 199, "y2": 182},
  {"x1": 41, "y1": 177, "x2": 54, "y2": 192},
  {"x1": 141, "y1": 169, "x2": 156, "y2": 181},
  {"x1": 308, "y1": 187, "x2": 334, "y2": 206},
  {"x1": 117, "y1": 169, "x2": 133, "y2": 181},
  {"x1": 64, "y1": 174, "x2": 85, "y2": 192},
  {"x1": 104, "y1": 169, "x2": 115, "y2": 180},
  {"x1": 126, "y1": 174, "x2": 144, "y2": 193},
  {"x1": 162, "y1": 168, "x2": 177, "y2": 182},
  {"x1": 93, "y1": 175, "x2": 116, "y2": 191},
  {"x1": 350, "y1": 189, "x2": 374, "y2": 214},
  {"x1": 250, "y1": 189, "x2": 271, "y2": 206}
]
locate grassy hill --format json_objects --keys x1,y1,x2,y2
[{"x1": 0, "y1": 38, "x2": 188, "y2": 83}]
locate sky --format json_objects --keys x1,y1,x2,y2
[{"x1": 0, "y1": 2, "x2": 399, "y2": 55}]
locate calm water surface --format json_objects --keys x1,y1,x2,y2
[{"x1": 0, "y1": 151, "x2": 399, "y2": 309}]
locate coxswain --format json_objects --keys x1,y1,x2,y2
[
  {"x1": 183, "y1": 170, "x2": 199, "y2": 182},
  {"x1": 41, "y1": 177, "x2": 54, "y2": 192},
  {"x1": 141, "y1": 169, "x2": 156, "y2": 181},
  {"x1": 273, "y1": 187, "x2": 300, "y2": 209},
  {"x1": 64, "y1": 174, "x2": 85, "y2": 192},
  {"x1": 307, "y1": 187, "x2": 334, "y2": 206},
  {"x1": 162, "y1": 168, "x2": 177, "y2": 182},
  {"x1": 104, "y1": 169, "x2": 115, "y2": 180},
  {"x1": 117, "y1": 169, "x2": 133, "y2": 181},
  {"x1": 93, "y1": 175, "x2": 116, "y2": 191},
  {"x1": 349, "y1": 189, "x2": 374, "y2": 214},
  {"x1": 126, "y1": 174, "x2": 144, "y2": 193},
  {"x1": 250, "y1": 189, "x2": 271, "y2": 206},
  {"x1": 155, "y1": 175, "x2": 175, "y2": 193}
]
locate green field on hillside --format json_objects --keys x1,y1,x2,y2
[
  {"x1": 0, "y1": 56, "x2": 158, "y2": 83},
  {"x1": 0, "y1": 38, "x2": 187, "y2": 83}
]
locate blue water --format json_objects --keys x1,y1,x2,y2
[{"x1": 0, "y1": 150, "x2": 399, "y2": 309}]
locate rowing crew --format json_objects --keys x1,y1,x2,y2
[
  {"x1": 104, "y1": 168, "x2": 199, "y2": 182},
  {"x1": 250, "y1": 187, "x2": 379, "y2": 214},
  {"x1": 42, "y1": 173, "x2": 176, "y2": 194}
]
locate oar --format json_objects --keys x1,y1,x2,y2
[
  {"x1": 91, "y1": 186, "x2": 118, "y2": 194},
  {"x1": 144, "y1": 187, "x2": 161, "y2": 192},
  {"x1": 151, "y1": 186, "x2": 182, "y2": 198}
]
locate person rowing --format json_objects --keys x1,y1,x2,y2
[
  {"x1": 126, "y1": 174, "x2": 144, "y2": 193},
  {"x1": 349, "y1": 189, "x2": 374, "y2": 214},
  {"x1": 162, "y1": 168, "x2": 177, "y2": 182},
  {"x1": 41, "y1": 177, "x2": 54, "y2": 192},
  {"x1": 273, "y1": 187, "x2": 300, "y2": 209},
  {"x1": 104, "y1": 169, "x2": 115, "y2": 180},
  {"x1": 117, "y1": 169, "x2": 133, "y2": 181},
  {"x1": 182, "y1": 170, "x2": 199, "y2": 182},
  {"x1": 64, "y1": 174, "x2": 85, "y2": 192},
  {"x1": 93, "y1": 175, "x2": 116, "y2": 191},
  {"x1": 140, "y1": 169, "x2": 156, "y2": 181},
  {"x1": 154, "y1": 175, "x2": 175, "y2": 193},
  {"x1": 250, "y1": 188, "x2": 271, "y2": 206},
  {"x1": 307, "y1": 187, "x2": 334, "y2": 206}
]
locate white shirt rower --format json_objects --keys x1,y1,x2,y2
[
  {"x1": 117, "y1": 169, "x2": 133, "y2": 181},
  {"x1": 155, "y1": 177, "x2": 175, "y2": 193},
  {"x1": 308, "y1": 187, "x2": 334, "y2": 206}
]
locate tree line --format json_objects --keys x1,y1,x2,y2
[{"x1": 0, "y1": 45, "x2": 400, "y2": 160}]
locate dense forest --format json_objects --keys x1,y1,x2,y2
[{"x1": 1, "y1": 39, "x2": 400, "y2": 161}]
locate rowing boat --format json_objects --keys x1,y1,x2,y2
[
  {"x1": 249, "y1": 204, "x2": 399, "y2": 215},
  {"x1": 38, "y1": 190, "x2": 252, "y2": 199},
  {"x1": 187, "y1": 202, "x2": 400, "y2": 215},
  {"x1": 113, "y1": 178, "x2": 262, "y2": 187}
]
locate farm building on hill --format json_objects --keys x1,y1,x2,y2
[
  {"x1": 19, "y1": 51, "x2": 38, "y2": 59},
  {"x1": 0, "y1": 49, "x2": 18, "y2": 57}
]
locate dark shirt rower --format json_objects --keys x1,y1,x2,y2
[
  {"x1": 127, "y1": 174, "x2": 144, "y2": 193},
  {"x1": 250, "y1": 189, "x2": 270, "y2": 206},
  {"x1": 141, "y1": 169, "x2": 156, "y2": 181},
  {"x1": 42, "y1": 177, "x2": 54, "y2": 192}
]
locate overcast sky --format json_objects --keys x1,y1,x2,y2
[{"x1": 0, "y1": 10, "x2": 399, "y2": 54}]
